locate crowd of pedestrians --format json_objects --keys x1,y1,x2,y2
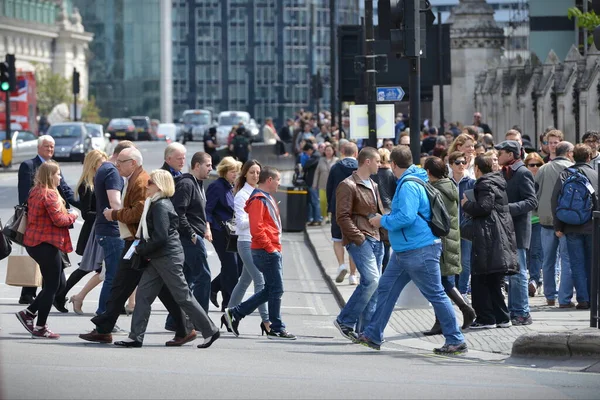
[{"x1": 9, "y1": 111, "x2": 600, "y2": 356}]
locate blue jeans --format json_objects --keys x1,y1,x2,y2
[
  {"x1": 527, "y1": 223, "x2": 543, "y2": 285},
  {"x1": 457, "y1": 239, "x2": 472, "y2": 294},
  {"x1": 231, "y1": 249, "x2": 285, "y2": 332},
  {"x1": 95, "y1": 235, "x2": 124, "y2": 315},
  {"x1": 565, "y1": 233, "x2": 593, "y2": 303},
  {"x1": 228, "y1": 240, "x2": 268, "y2": 322},
  {"x1": 508, "y1": 248, "x2": 530, "y2": 318},
  {"x1": 541, "y1": 226, "x2": 568, "y2": 300},
  {"x1": 337, "y1": 236, "x2": 384, "y2": 333},
  {"x1": 307, "y1": 187, "x2": 323, "y2": 223},
  {"x1": 363, "y1": 242, "x2": 464, "y2": 346},
  {"x1": 558, "y1": 247, "x2": 574, "y2": 305}
]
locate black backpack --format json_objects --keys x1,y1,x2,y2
[
  {"x1": 232, "y1": 135, "x2": 249, "y2": 162},
  {"x1": 399, "y1": 177, "x2": 451, "y2": 237}
]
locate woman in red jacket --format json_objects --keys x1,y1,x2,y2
[{"x1": 15, "y1": 161, "x2": 78, "y2": 339}]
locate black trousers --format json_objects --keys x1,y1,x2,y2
[
  {"x1": 471, "y1": 272, "x2": 509, "y2": 325},
  {"x1": 25, "y1": 243, "x2": 63, "y2": 326},
  {"x1": 21, "y1": 255, "x2": 67, "y2": 299},
  {"x1": 91, "y1": 241, "x2": 190, "y2": 336},
  {"x1": 210, "y1": 228, "x2": 241, "y2": 308}
]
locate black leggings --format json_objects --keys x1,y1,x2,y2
[
  {"x1": 56, "y1": 269, "x2": 91, "y2": 300},
  {"x1": 25, "y1": 243, "x2": 62, "y2": 326}
]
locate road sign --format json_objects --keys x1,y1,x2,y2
[
  {"x1": 377, "y1": 86, "x2": 405, "y2": 102},
  {"x1": 348, "y1": 104, "x2": 395, "y2": 139}
]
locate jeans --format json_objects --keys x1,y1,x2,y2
[
  {"x1": 96, "y1": 235, "x2": 124, "y2": 315},
  {"x1": 558, "y1": 248, "x2": 574, "y2": 305},
  {"x1": 508, "y1": 248, "x2": 530, "y2": 318},
  {"x1": 362, "y1": 242, "x2": 464, "y2": 346},
  {"x1": 457, "y1": 239, "x2": 472, "y2": 294},
  {"x1": 527, "y1": 223, "x2": 543, "y2": 285},
  {"x1": 337, "y1": 237, "x2": 384, "y2": 334},
  {"x1": 25, "y1": 243, "x2": 62, "y2": 327},
  {"x1": 165, "y1": 236, "x2": 211, "y2": 328},
  {"x1": 565, "y1": 233, "x2": 593, "y2": 303},
  {"x1": 229, "y1": 240, "x2": 268, "y2": 322},
  {"x1": 231, "y1": 250, "x2": 285, "y2": 332},
  {"x1": 307, "y1": 187, "x2": 323, "y2": 223},
  {"x1": 541, "y1": 226, "x2": 568, "y2": 300}
]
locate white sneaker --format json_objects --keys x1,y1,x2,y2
[
  {"x1": 349, "y1": 274, "x2": 358, "y2": 285},
  {"x1": 335, "y1": 264, "x2": 348, "y2": 283}
]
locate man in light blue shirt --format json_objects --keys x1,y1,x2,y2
[{"x1": 357, "y1": 146, "x2": 467, "y2": 355}]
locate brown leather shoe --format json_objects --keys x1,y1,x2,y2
[
  {"x1": 546, "y1": 299, "x2": 556, "y2": 306},
  {"x1": 576, "y1": 301, "x2": 590, "y2": 310},
  {"x1": 79, "y1": 329, "x2": 113, "y2": 343},
  {"x1": 559, "y1": 302, "x2": 575, "y2": 309},
  {"x1": 165, "y1": 329, "x2": 197, "y2": 347}
]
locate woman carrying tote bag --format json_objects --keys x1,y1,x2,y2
[{"x1": 15, "y1": 161, "x2": 79, "y2": 339}]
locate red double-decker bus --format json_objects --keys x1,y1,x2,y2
[{"x1": 0, "y1": 66, "x2": 37, "y2": 132}]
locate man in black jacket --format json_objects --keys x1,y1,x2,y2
[
  {"x1": 326, "y1": 141, "x2": 359, "y2": 284},
  {"x1": 17, "y1": 135, "x2": 76, "y2": 305},
  {"x1": 301, "y1": 143, "x2": 322, "y2": 225},
  {"x1": 170, "y1": 151, "x2": 213, "y2": 313},
  {"x1": 161, "y1": 142, "x2": 186, "y2": 177},
  {"x1": 496, "y1": 140, "x2": 538, "y2": 326}
]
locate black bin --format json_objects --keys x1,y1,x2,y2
[{"x1": 274, "y1": 184, "x2": 307, "y2": 232}]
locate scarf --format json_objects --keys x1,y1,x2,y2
[
  {"x1": 501, "y1": 158, "x2": 519, "y2": 180},
  {"x1": 136, "y1": 192, "x2": 165, "y2": 240}
]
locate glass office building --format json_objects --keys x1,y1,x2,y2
[
  {"x1": 75, "y1": 0, "x2": 162, "y2": 120},
  {"x1": 172, "y1": 0, "x2": 360, "y2": 125}
]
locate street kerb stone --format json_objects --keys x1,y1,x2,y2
[
  {"x1": 568, "y1": 331, "x2": 600, "y2": 357},
  {"x1": 511, "y1": 332, "x2": 570, "y2": 357}
]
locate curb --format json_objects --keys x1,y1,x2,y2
[
  {"x1": 511, "y1": 331, "x2": 600, "y2": 358},
  {"x1": 303, "y1": 229, "x2": 346, "y2": 309}
]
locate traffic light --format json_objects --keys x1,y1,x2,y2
[
  {"x1": 378, "y1": 0, "x2": 435, "y2": 58},
  {"x1": 6, "y1": 54, "x2": 16, "y2": 91},
  {"x1": 0, "y1": 62, "x2": 8, "y2": 92},
  {"x1": 72, "y1": 68, "x2": 80, "y2": 95}
]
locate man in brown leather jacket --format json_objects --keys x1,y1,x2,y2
[{"x1": 333, "y1": 147, "x2": 386, "y2": 342}]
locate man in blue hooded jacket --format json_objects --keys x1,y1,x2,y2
[{"x1": 357, "y1": 146, "x2": 467, "y2": 355}]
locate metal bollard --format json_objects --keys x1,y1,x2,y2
[{"x1": 592, "y1": 210, "x2": 600, "y2": 328}]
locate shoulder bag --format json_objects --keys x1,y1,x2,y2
[{"x1": 3, "y1": 204, "x2": 28, "y2": 246}]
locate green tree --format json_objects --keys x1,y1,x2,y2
[
  {"x1": 81, "y1": 96, "x2": 106, "y2": 124},
  {"x1": 568, "y1": 8, "x2": 600, "y2": 44},
  {"x1": 36, "y1": 66, "x2": 71, "y2": 116}
]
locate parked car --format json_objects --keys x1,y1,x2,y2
[
  {"x1": 85, "y1": 123, "x2": 111, "y2": 152},
  {"x1": 47, "y1": 122, "x2": 93, "y2": 162},
  {"x1": 130, "y1": 116, "x2": 154, "y2": 141},
  {"x1": 107, "y1": 118, "x2": 136, "y2": 140},
  {"x1": 0, "y1": 129, "x2": 38, "y2": 168},
  {"x1": 216, "y1": 111, "x2": 260, "y2": 146},
  {"x1": 157, "y1": 123, "x2": 177, "y2": 142},
  {"x1": 180, "y1": 109, "x2": 214, "y2": 143}
]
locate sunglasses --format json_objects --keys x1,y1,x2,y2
[
  {"x1": 147, "y1": 180, "x2": 155, "y2": 186},
  {"x1": 527, "y1": 163, "x2": 542, "y2": 168},
  {"x1": 453, "y1": 160, "x2": 467, "y2": 165}
]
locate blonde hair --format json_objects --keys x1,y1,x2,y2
[
  {"x1": 150, "y1": 169, "x2": 175, "y2": 197},
  {"x1": 448, "y1": 133, "x2": 473, "y2": 155},
  {"x1": 378, "y1": 147, "x2": 391, "y2": 164},
  {"x1": 217, "y1": 156, "x2": 242, "y2": 178},
  {"x1": 75, "y1": 150, "x2": 108, "y2": 201},
  {"x1": 34, "y1": 160, "x2": 66, "y2": 212}
]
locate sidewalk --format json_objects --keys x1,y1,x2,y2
[{"x1": 304, "y1": 223, "x2": 599, "y2": 358}]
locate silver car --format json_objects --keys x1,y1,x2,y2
[
  {"x1": 1, "y1": 130, "x2": 38, "y2": 168},
  {"x1": 47, "y1": 122, "x2": 93, "y2": 162}
]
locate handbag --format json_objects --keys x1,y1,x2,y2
[
  {"x1": 5, "y1": 248, "x2": 42, "y2": 287},
  {"x1": 3, "y1": 204, "x2": 28, "y2": 246},
  {"x1": 0, "y1": 218, "x2": 13, "y2": 261},
  {"x1": 130, "y1": 253, "x2": 151, "y2": 271},
  {"x1": 221, "y1": 218, "x2": 238, "y2": 253}
]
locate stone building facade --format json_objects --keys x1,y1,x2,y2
[
  {"x1": 0, "y1": 0, "x2": 93, "y2": 99},
  {"x1": 474, "y1": 44, "x2": 600, "y2": 145}
]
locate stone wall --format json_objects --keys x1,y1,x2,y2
[{"x1": 474, "y1": 44, "x2": 600, "y2": 145}]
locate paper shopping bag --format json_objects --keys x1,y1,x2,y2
[{"x1": 5, "y1": 255, "x2": 42, "y2": 287}]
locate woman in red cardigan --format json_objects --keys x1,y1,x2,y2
[{"x1": 15, "y1": 160, "x2": 78, "y2": 339}]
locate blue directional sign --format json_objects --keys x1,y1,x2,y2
[{"x1": 377, "y1": 86, "x2": 405, "y2": 102}]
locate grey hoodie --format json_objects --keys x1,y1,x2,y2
[{"x1": 534, "y1": 156, "x2": 572, "y2": 227}]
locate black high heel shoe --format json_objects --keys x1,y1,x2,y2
[
  {"x1": 210, "y1": 292, "x2": 220, "y2": 309},
  {"x1": 221, "y1": 315, "x2": 232, "y2": 333},
  {"x1": 260, "y1": 322, "x2": 270, "y2": 336},
  {"x1": 53, "y1": 297, "x2": 69, "y2": 313}
]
